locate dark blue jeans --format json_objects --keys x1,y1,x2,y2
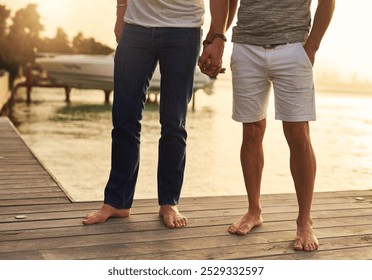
[{"x1": 104, "y1": 24, "x2": 201, "y2": 209}]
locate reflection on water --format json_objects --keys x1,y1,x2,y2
[{"x1": 10, "y1": 81, "x2": 372, "y2": 201}]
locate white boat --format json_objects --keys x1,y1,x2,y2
[{"x1": 36, "y1": 53, "x2": 212, "y2": 94}]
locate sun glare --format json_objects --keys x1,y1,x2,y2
[
  {"x1": 38, "y1": 1, "x2": 68, "y2": 17},
  {"x1": 36, "y1": 0, "x2": 72, "y2": 37}
]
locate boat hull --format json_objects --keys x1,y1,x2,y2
[{"x1": 36, "y1": 53, "x2": 211, "y2": 92}]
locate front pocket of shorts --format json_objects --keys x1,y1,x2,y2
[{"x1": 297, "y1": 44, "x2": 313, "y2": 68}]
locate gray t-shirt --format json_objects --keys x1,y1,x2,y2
[{"x1": 232, "y1": 0, "x2": 312, "y2": 45}]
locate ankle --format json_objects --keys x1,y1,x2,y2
[
  {"x1": 297, "y1": 216, "x2": 313, "y2": 228},
  {"x1": 159, "y1": 205, "x2": 179, "y2": 213},
  {"x1": 248, "y1": 206, "x2": 262, "y2": 216}
]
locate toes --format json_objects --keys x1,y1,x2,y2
[
  {"x1": 228, "y1": 225, "x2": 238, "y2": 234},
  {"x1": 83, "y1": 214, "x2": 103, "y2": 225},
  {"x1": 84, "y1": 212, "x2": 95, "y2": 219},
  {"x1": 82, "y1": 217, "x2": 96, "y2": 225},
  {"x1": 228, "y1": 224, "x2": 251, "y2": 235},
  {"x1": 164, "y1": 216, "x2": 187, "y2": 228},
  {"x1": 82, "y1": 210, "x2": 106, "y2": 225},
  {"x1": 294, "y1": 239, "x2": 319, "y2": 251},
  {"x1": 236, "y1": 228, "x2": 249, "y2": 235},
  {"x1": 178, "y1": 217, "x2": 187, "y2": 228},
  {"x1": 167, "y1": 222, "x2": 176, "y2": 229},
  {"x1": 82, "y1": 214, "x2": 95, "y2": 225},
  {"x1": 162, "y1": 215, "x2": 177, "y2": 228},
  {"x1": 159, "y1": 206, "x2": 187, "y2": 229},
  {"x1": 83, "y1": 219, "x2": 93, "y2": 225},
  {"x1": 175, "y1": 217, "x2": 186, "y2": 228},
  {"x1": 294, "y1": 240, "x2": 304, "y2": 251},
  {"x1": 174, "y1": 220, "x2": 183, "y2": 228},
  {"x1": 303, "y1": 243, "x2": 311, "y2": 251},
  {"x1": 305, "y1": 242, "x2": 318, "y2": 252}
]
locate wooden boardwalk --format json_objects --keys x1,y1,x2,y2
[{"x1": 1, "y1": 116, "x2": 372, "y2": 260}]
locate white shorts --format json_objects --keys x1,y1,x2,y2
[{"x1": 231, "y1": 43, "x2": 316, "y2": 123}]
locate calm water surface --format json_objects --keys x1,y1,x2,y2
[{"x1": 10, "y1": 79, "x2": 372, "y2": 201}]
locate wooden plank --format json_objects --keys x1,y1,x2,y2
[
  {"x1": 4, "y1": 238, "x2": 372, "y2": 260},
  {"x1": 1, "y1": 224, "x2": 372, "y2": 260},
  {"x1": 0, "y1": 191, "x2": 68, "y2": 200},
  {"x1": 0, "y1": 197, "x2": 71, "y2": 207},
  {"x1": 0, "y1": 187, "x2": 64, "y2": 195},
  {"x1": 0, "y1": 165, "x2": 49, "y2": 171},
  {"x1": 0, "y1": 178, "x2": 57, "y2": 186},
  {"x1": 1, "y1": 211, "x2": 371, "y2": 242},
  {"x1": 0, "y1": 202, "x2": 102, "y2": 215},
  {"x1": 254, "y1": 245, "x2": 372, "y2": 260}
]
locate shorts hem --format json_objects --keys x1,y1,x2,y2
[
  {"x1": 232, "y1": 114, "x2": 267, "y2": 123},
  {"x1": 275, "y1": 114, "x2": 316, "y2": 122}
]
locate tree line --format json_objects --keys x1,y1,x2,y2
[{"x1": 0, "y1": 4, "x2": 114, "y2": 84}]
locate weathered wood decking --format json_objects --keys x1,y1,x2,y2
[{"x1": 1, "y1": 116, "x2": 372, "y2": 260}]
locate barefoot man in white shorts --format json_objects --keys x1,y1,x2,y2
[{"x1": 199, "y1": 0, "x2": 335, "y2": 251}]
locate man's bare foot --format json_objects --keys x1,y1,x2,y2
[
  {"x1": 83, "y1": 204, "x2": 130, "y2": 225},
  {"x1": 294, "y1": 221, "x2": 319, "y2": 251},
  {"x1": 228, "y1": 212, "x2": 263, "y2": 235},
  {"x1": 159, "y1": 205, "x2": 188, "y2": 229}
]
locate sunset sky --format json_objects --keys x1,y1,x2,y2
[{"x1": 2, "y1": 0, "x2": 372, "y2": 81}]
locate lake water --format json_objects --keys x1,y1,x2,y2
[{"x1": 10, "y1": 79, "x2": 372, "y2": 202}]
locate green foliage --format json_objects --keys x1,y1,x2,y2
[{"x1": 0, "y1": 3, "x2": 114, "y2": 83}]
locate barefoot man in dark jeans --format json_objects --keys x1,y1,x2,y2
[
  {"x1": 200, "y1": 0, "x2": 335, "y2": 251},
  {"x1": 83, "y1": 0, "x2": 206, "y2": 228}
]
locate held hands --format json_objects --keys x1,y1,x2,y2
[{"x1": 198, "y1": 37, "x2": 226, "y2": 78}]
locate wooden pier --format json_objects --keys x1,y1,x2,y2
[{"x1": 1, "y1": 116, "x2": 372, "y2": 260}]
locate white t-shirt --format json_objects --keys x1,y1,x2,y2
[{"x1": 124, "y1": 0, "x2": 205, "y2": 28}]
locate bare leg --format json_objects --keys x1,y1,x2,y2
[
  {"x1": 83, "y1": 204, "x2": 130, "y2": 225},
  {"x1": 159, "y1": 205, "x2": 188, "y2": 229},
  {"x1": 228, "y1": 120, "x2": 265, "y2": 235},
  {"x1": 283, "y1": 121, "x2": 319, "y2": 251}
]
